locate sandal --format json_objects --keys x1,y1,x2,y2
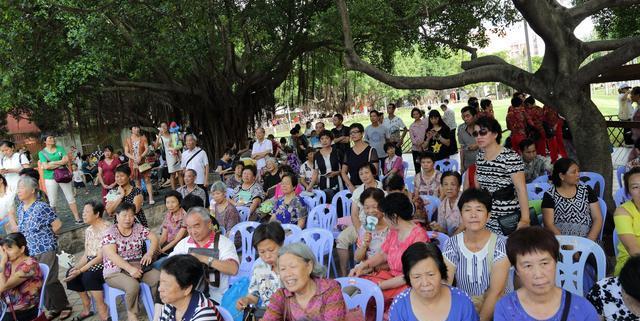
[
  {"x1": 59, "y1": 309, "x2": 73, "y2": 320},
  {"x1": 71, "y1": 311, "x2": 94, "y2": 321}
]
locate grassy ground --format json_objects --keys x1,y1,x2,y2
[{"x1": 273, "y1": 91, "x2": 620, "y2": 138}]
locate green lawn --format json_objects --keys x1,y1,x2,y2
[{"x1": 272, "y1": 92, "x2": 620, "y2": 139}]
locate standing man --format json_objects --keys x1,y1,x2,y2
[
  {"x1": 383, "y1": 103, "x2": 407, "y2": 156},
  {"x1": 364, "y1": 110, "x2": 389, "y2": 173},
  {"x1": 440, "y1": 103, "x2": 457, "y2": 156},
  {"x1": 170, "y1": 207, "x2": 239, "y2": 304},
  {"x1": 618, "y1": 83, "x2": 634, "y2": 146},
  {"x1": 251, "y1": 127, "x2": 273, "y2": 172},
  {"x1": 181, "y1": 134, "x2": 210, "y2": 190},
  {"x1": 457, "y1": 106, "x2": 479, "y2": 172},
  {"x1": 331, "y1": 113, "x2": 351, "y2": 154}
]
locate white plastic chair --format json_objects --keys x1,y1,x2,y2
[{"x1": 555, "y1": 235, "x2": 606, "y2": 296}]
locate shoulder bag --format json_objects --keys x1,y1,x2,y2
[{"x1": 41, "y1": 150, "x2": 72, "y2": 183}]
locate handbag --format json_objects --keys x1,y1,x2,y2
[
  {"x1": 41, "y1": 151, "x2": 72, "y2": 183},
  {"x1": 5, "y1": 294, "x2": 47, "y2": 321},
  {"x1": 138, "y1": 162, "x2": 152, "y2": 173}
]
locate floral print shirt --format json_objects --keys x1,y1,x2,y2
[
  {"x1": 102, "y1": 223, "x2": 150, "y2": 277},
  {"x1": 248, "y1": 258, "x2": 282, "y2": 308},
  {"x1": 2, "y1": 257, "x2": 42, "y2": 311},
  {"x1": 263, "y1": 278, "x2": 347, "y2": 321},
  {"x1": 162, "y1": 209, "x2": 186, "y2": 244},
  {"x1": 17, "y1": 201, "x2": 58, "y2": 256},
  {"x1": 270, "y1": 196, "x2": 308, "y2": 225}
]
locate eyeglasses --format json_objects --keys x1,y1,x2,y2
[
  {"x1": 350, "y1": 130, "x2": 361, "y2": 135},
  {"x1": 472, "y1": 128, "x2": 489, "y2": 137}
]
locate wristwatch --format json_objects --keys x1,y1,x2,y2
[{"x1": 207, "y1": 257, "x2": 215, "y2": 267}]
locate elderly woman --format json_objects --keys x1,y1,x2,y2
[
  {"x1": 431, "y1": 171, "x2": 463, "y2": 235},
  {"x1": 106, "y1": 165, "x2": 148, "y2": 227},
  {"x1": 236, "y1": 222, "x2": 285, "y2": 318},
  {"x1": 0, "y1": 141, "x2": 30, "y2": 192},
  {"x1": 474, "y1": 116, "x2": 529, "y2": 236},
  {"x1": 261, "y1": 157, "x2": 281, "y2": 193},
  {"x1": 443, "y1": 189, "x2": 510, "y2": 321},
  {"x1": 102, "y1": 203, "x2": 160, "y2": 321},
  {"x1": 350, "y1": 193, "x2": 429, "y2": 315},
  {"x1": 38, "y1": 135, "x2": 81, "y2": 223},
  {"x1": 210, "y1": 181, "x2": 240, "y2": 235},
  {"x1": 64, "y1": 201, "x2": 110, "y2": 321},
  {"x1": 229, "y1": 165, "x2": 264, "y2": 218},
  {"x1": 176, "y1": 169, "x2": 207, "y2": 206},
  {"x1": 262, "y1": 242, "x2": 347, "y2": 321},
  {"x1": 158, "y1": 255, "x2": 221, "y2": 321},
  {"x1": 158, "y1": 191, "x2": 187, "y2": 255},
  {"x1": 15, "y1": 176, "x2": 71, "y2": 319},
  {"x1": 124, "y1": 125, "x2": 154, "y2": 204},
  {"x1": 225, "y1": 162, "x2": 244, "y2": 190},
  {"x1": 542, "y1": 158, "x2": 602, "y2": 240},
  {"x1": 389, "y1": 242, "x2": 479, "y2": 321},
  {"x1": 587, "y1": 255, "x2": 640, "y2": 320},
  {"x1": 0, "y1": 233, "x2": 43, "y2": 321},
  {"x1": 494, "y1": 227, "x2": 599, "y2": 321},
  {"x1": 97, "y1": 145, "x2": 121, "y2": 204},
  {"x1": 614, "y1": 167, "x2": 640, "y2": 275},
  {"x1": 269, "y1": 172, "x2": 307, "y2": 228}
]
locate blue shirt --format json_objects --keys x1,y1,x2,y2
[
  {"x1": 494, "y1": 290, "x2": 600, "y2": 321},
  {"x1": 389, "y1": 286, "x2": 479, "y2": 321},
  {"x1": 17, "y1": 201, "x2": 58, "y2": 256}
]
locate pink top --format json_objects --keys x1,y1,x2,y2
[
  {"x1": 273, "y1": 183, "x2": 303, "y2": 199},
  {"x1": 263, "y1": 278, "x2": 347, "y2": 321},
  {"x1": 409, "y1": 119, "x2": 429, "y2": 151},
  {"x1": 381, "y1": 225, "x2": 429, "y2": 276},
  {"x1": 102, "y1": 223, "x2": 150, "y2": 276},
  {"x1": 384, "y1": 155, "x2": 404, "y2": 178},
  {"x1": 162, "y1": 209, "x2": 186, "y2": 244}
]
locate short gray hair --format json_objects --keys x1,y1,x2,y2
[
  {"x1": 185, "y1": 134, "x2": 198, "y2": 142},
  {"x1": 18, "y1": 176, "x2": 38, "y2": 192},
  {"x1": 186, "y1": 206, "x2": 212, "y2": 223},
  {"x1": 278, "y1": 242, "x2": 326, "y2": 278},
  {"x1": 210, "y1": 181, "x2": 227, "y2": 194}
]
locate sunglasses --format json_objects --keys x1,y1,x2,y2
[{"x1": 472, "y1": 128, "x2": 489, "y2": 137}]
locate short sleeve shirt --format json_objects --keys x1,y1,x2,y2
[
  {"x1": 383, "y1": 116, "x2": 407, "y2": 143},
  {"x1": 102, "y1": 223, "x2": 150, "y2": 277},
  {"x1": 542, "y1": 185, "x2": 598, "y2": 237},
  {"x1": 344, "y1": 146, "x2": 379, "y2": 186},
  {"x1": 17, "y1": 201, "x2": 58, "y2": 256},
  {"x1": 356, "y1": 225, "x2": 389, "y2": 260},
  {"x1": 331, "y1": 126, "x2": 351, "y2": 153},
  {"x1": 181, "y1": 147, "x2": 210, "y2": 185},
  {"x1": 587, "y1": 277, "x2": 640, "y2": 321},
  {"x1": 3, "y1": 257, "x2": 42, "y2": 311},
  {"x1": 162, "y1": 209, "x2": 187, "y2": 244},
  {"x1": 232, "y1": 183, "x2": 264, "y2": 205},
  {"x1": 38, "y1": 146, "x2": 67, "y2": 180},
  {"x1": 364, "y1": 125, "x2": 390, "y2": 158},
  {"x1": 494, "y1": 290, "x2": 599, "y2": 321},
  {"x1": 248, "y1": 258, "x2": 282, "y2": 308},
  {"x1": 381, "y1": 225, "x2": 429, "y2": 276},
  {"x1": 252, "y1": 140, "x2": 273, "y2": 171},
  {"x1": 389, "y1": 287, "x2": 479, "y2": 321}
]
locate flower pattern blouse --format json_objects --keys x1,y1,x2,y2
[
  {"x1": 17, "y1": 201, "x2": 58, "y2": 256},
  {"x1": 102, "y1": 223, "x2": 150, "y2": 277},
  {"x1": 162, "y1": 209, "x2": 186, "y2": 244},
  {"x1": 437, "y1": 195, "x2": 462, "y2": 235},
  {"x1": 270, "y1": 196, "x2": 308, "y2": 225},
  {"x1": 2, "y1": 257, "x2": 42, "y2": 311},
  {"x1": 248, "y1": 258, "x2": 282, "y2": 308},
  {"x1": 263, "y1": 278, "x2": 347, "y2": 321},
  {"x1": 415, "y1": 170, "x2": 442, "y2": 197},
  {"x1": 85, "y1": 222, "x2": 112, "y2": 257}
]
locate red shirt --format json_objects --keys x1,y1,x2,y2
[
  {"x1": 506, "y1": 107, "x2": 527, "y2": 136},
  {"x1": 524, "y1": 105, "x2": 544, "y2": 132}
]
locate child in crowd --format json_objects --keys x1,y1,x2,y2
[
  {"x1": 72, "y1": 163, "x2": 88, "y2": 196},
  {"x1": 299, "y1": 148, "x2": 315, "y2": 190}
]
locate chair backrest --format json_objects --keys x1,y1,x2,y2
[
  {"x1": 236, "y1": 206, "x2": 251, "y2": 222},
  {"x1": 226, "y1": 188, "x2": 235, "y2": 198},
  {"x1": 405, "y1": 176, "x2": 415, "y2": 193},
  {"x1": 597, "y1": 198, "x2": 607, "y2": 240},
  {"x1": 331, "y1": 190, "x2": 352, "y2": 218},
  {"x1": 228, "y1": 222, "x2": 261, "y2": 274},
  {"x1": 312, "y1": 189, "x2": 327, "y2": 204},
  {"x1": 526, "y1": 182, "x2": 551, "y2": 201},
  {"x1": 336, "y1": 277, "x2": 384, "y2": 321},
  {"x1": 38, "y1": 263, "x2": 49, "y2": 314},
  {"x1": 302, "y1": 196, "x2": 317, "y2": 212},
  {"x1": 426, "y1": 231, "x2": 449, "y2": 252},
  {"x1": 555, "y1": 235, "x2": 606, "y2": 296},
  {"x1": 614, "y1": 188, "x2": 629, "y2": 208},
  {"x1": 532, "y1": 174, "x2": 550, "y2": 184},
  {"x1": 613, "y1": 228, "x2": 620, "y2": 257},
  {"x1": 282, "y1": 223, "x2": 302, "y2": 245},
  {"x1": 402, "y1": 161, "x2": 409, "y2": 177},
  {"x1": 291, "y1": 228, "x2": 334, "y2": 277},
  {"x1": 434, "y1": 159, "x2": 459, "y2": 173},
  {"x1": 617, "y1": 166, "x2": 627, "y2": 188},
  {"x1": 307, "y1": 204, "x2": 337, "y2": 230},
  {"x1": 579, "y1": 172, "x2": 605, "y2": 199},
  {"x1": 217, "y1": 306, "x2": 234, "y2": 321},
  {"x1": 419, "y1": 195, "x2": 440, "y2": 222}
]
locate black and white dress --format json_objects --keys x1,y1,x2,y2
[
  {"x1": 542, "y1": 184, "x2": 598, "y2": 237},
  {"x1": 476, "y1": 148, "x2": 524, "y2": 235},
  {"x1": 587, "y1": 277, "x2": 640, "y2": 321}
]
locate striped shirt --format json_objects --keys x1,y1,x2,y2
[
  {"x1": 159, "y1": 291, "x2": 220, "y2": 321},
  {"x1": 475, "y1": 148, "x2": 524, "y2": 235},
  {"x1": 443, "y1": 232, "x2": 507, "y2": 297}
]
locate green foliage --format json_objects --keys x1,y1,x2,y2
[{"x1": 594, "y1": 5, "x2": 640, "y2": 38}]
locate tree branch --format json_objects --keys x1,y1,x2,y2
[
  {"x1": 336, "y1": 0, "x2": 538, "y2": 91},
  {"x1": 420, "y1": 32, "x2": 478, "y2": 59},
  {"x1": 110, "y1": 80, "x2": 204, "y2": 96},
  {"x1": 569, "y1": 0, "x2": 640, "y2": 26},
  {"x1": 577, "y1": 40, "x2": 640, "y2": 85},
  {"x1": 583, "y1": 36, "x2": 640, "y2": 54}
]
